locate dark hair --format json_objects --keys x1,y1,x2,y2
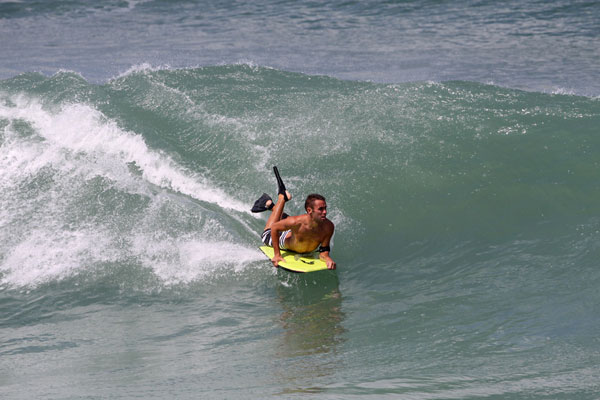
[{"x1": 305, "y1": 193, "x2": 326, "y2": 211}]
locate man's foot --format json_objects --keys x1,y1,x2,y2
[
  {"x1": 279, "y1": 190, "x2": 292, "y2": 202},
  {"x1": 251, "y1": 193, "x2": 274, "y2": 213}
]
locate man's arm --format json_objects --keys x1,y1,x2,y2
[
  {"x1": 319, "y1": 223, "x2": 336, "y2": 270},
  {"x1": 270, "y1": 216, "x2": 299, "y2": 267}
]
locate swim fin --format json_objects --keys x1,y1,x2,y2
[
  {"x1": 251, "y1": 193, "x2": 274, "y2": 213},
  {"x1": 273, "y1": 166, "x2": 290, "y2": 201}
]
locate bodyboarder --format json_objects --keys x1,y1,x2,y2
[{"x1": 251, "y1": 167, "x2": 336, "y2": 270}]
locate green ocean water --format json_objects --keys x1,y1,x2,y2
[{"x1": 1, "y1": 66, "x2": 600, "y2": 398}]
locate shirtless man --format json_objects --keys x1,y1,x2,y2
[{"x1": 251, "y1": 168, "x2": 336, "y2": 269}]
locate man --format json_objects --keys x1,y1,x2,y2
[{"x1": 251, "y1": 170, "x2": 335, "y2": 269}]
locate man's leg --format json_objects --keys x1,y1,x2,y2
[{"x1": 264, "y1": 192, "x2": 290, "y2": 231}]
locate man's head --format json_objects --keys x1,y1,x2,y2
[
  {"x1": 305, "y1": 193, "x2": 325, "y2": 211},
  {"x1": 305, "y1": 193, "x2": 327, "y2": 221}
]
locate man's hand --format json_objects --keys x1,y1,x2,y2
[
  {"x1": 326, "y1": 258, "x2": 336, "y2": 270},
  {"x1": 321, "y1": 254, "x2": 336, "y2": 270},
  {"x1": 271, "y1": 254, "x2": 284, "y2": 268}
]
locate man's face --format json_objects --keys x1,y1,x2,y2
[{"x1": 308, "y1": 199, "x2": 327, "y2": 221}]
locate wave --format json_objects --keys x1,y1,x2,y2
[{"x1": 1, "y1": 65, "x2": 599, "y2": 290}]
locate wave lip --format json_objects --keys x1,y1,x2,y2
[{"x1": 0, "y1": 95, "x2": 248, "y2": 213}]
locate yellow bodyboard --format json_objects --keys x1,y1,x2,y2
[{"x1": 259, "y1": 246, "x2": 329, "y2": 273}]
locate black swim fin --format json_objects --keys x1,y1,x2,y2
[
  {"x1": 251, "y1": 193, "x2": 274, "y2": 213},
  {"x1": 273, "y1": 166, "x2": 290, "y2": 201}
]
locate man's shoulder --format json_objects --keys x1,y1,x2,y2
[
  {"x1": 291, "y1": 213, "x2": 310, "y2": 222},
  {"x1": 292, "y1": 213, "x2": 311, "y2": 222},
  {"x1": 325, "y1": 218, "x2": 334, "y2": 231}
]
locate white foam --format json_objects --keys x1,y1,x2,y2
[
  {"x1": 123, "y1": 0, "x2": 153, "y2": 10},
  {"x1": 54, "y1": 69, "x2": 86, "y2": 79},
  {"x1": 550, "y1": 87, "x2": 576, "y2": 96},
  {"x1": 132, "y1": 235, "x2": 264, "y2": 285},
  {"x1": 0, "y1": 95, "x2": 249, "y2": 212},
  {"x1": 0, "y1": 94, "x2": 265, "y2": 288},
  {"x1": 0, "y1": 227, "x2": 118, "y2": 287},
  {"x1": 113, "y1": 63, "x2": 174, "y2": 80}
]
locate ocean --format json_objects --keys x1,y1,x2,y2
[{"x1": 1, "y1": 1, "x2": 600, "y2": 398}]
